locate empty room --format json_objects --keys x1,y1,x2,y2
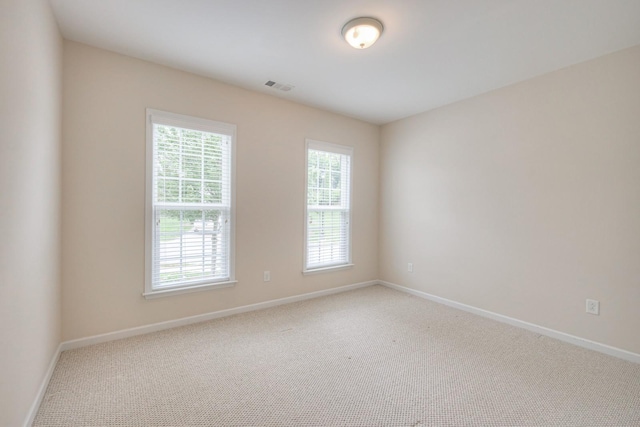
[{"x1": 2, "y1": 0, "x2": 640, "y2": 426}]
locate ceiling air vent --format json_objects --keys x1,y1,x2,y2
[{"x1": 265, "y1": 80, "x2": 294, "y2": 92}]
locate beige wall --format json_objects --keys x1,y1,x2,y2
[
  {"x1": 61, "y1": 41, "x2": 379, "y2": 341},
  {"x1": 2, "y1": 16, "x2": 636, "y2": 424},
  {"x1": 380, "y1": 45, "x2": 640, "y2": 354},
  {"x1": 0, "y1": 0, "x2": 62, "y2": 425}
]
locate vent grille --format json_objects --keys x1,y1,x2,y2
[{"x1": 265, "y1": 80, "x2": 294, "y2": 92}]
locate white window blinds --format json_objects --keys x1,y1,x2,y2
[
  {"x1": 305, "y1": 139, "x2": 353, "y2": 271},
  {"x1": 146, "y1": 110, "x2": 235, "y2": 295}
]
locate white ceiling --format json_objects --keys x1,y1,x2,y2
[{"x1": 50, "y1": 0, "x2": 640, "y2": 124}]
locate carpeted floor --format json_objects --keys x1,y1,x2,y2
[{"x1": 34, "y1": 285, "x2": 640, "y2": 426}]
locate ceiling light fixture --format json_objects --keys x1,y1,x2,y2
[{"x1": 341, "y1": 17, "x2": 384, "y2": 49}]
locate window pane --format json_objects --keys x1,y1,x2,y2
[
  {"x1": 307, "y1": 188, "x2": 318, "y2": 206},
  {"x1": 203, "y1": 133, "x2": 223, "y2": 156},
  {"x1": 306, "y1": 209, "x2": 348, "y2": 267},
  {"x1": 157, "y1": 178, "x2": 179, "y2": 203},
  {"x1": 331, "y1": 189, "x2": 341, "y2": 205},
  {"x1": 318, "y1": 169, "x2": 329, "y2": 189},
  {"x1": 154, "y1": 207, "x2": 229, "y2": 287},
  {"x1": 319, "y1": 152, "x2": 330, "y2": 172},
  {"x1": 305, "y1": 141, "x2": 352, "y2": 270},
  {"x1": 156, "y1": 146, "x2": 179, "y2": 179},
  {"x1": 181, "y1": 181, "x2": 202, "y2": 203},
  {"x1": 331, "y1": 165, "x2": 341, "y2": 189},
  {"x1": 156, "y1": 209, "x2": 183, "y2": 242},
  {"x1": 181, "y1": 130, "x2": 202, "y2": 156},
  {"x1": 204, "y1": 156, "x2": 222, "y2": 181},
  {"x1": 319, "y1": 189, "x2": 330, "y2": 205},
  {"x1": 148, "y1": 111, "x2": 235, "y2": 292},
  {"x1": 204, "y1": 181, "x2": 222, "y2": 203},
  {"x1": 182, "y1": 155, "x2": 202, "y2": 179}
]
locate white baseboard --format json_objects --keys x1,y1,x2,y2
[
  {"x1": 378, "y1": 280, "x2": 640, "y2": 364},
  {"x1": 28, "y1": 278, "x2": 638, "y2": 426},
  {"x1": 24, "y1": 343, "x2": 63, "y2": 427},
  {"x1": 27, "y1": 280, "x2": 375, "y2": 425},
  {"x1": 61, "y1": 280, "x2": 377, "y2": 351}
]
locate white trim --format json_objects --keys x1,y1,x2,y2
[
  {"x1": 378, "y1": 280, "x2": 640, "y2": 364},
  {"x1": 307, "y1": 139, "x2": 353, "y2": 156},
  {"x1": 145, "y1": 109, "x2": 154, "y2": 297},
  {"x1": 28, "y1": 280, "x2": 375, "y2": 422},
  {"x1": 142, "y1": 280, "x2": 237, "y2": 299},
  {"x1": 24, "y1": 343, "x2": 63, "y2": 427},
  {"x1": 302, "y1": 264, "x2": 355, "y2": 275},
  {"x1": 147, "y1": 110, "x2": 236, "y2": 136},
  {"x1": 25, "y1": 279, "x2": 640, "y2": 424},
  {"x1": 61, "y1": 280, "x2": 377, "y2": 351}
]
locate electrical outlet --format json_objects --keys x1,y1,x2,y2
[
  {"x1": 586, "y1": 299, "x2": 599, "y2": 315},
  {"x1": 263, "y1": 271, "x2": 270, "y2": 282},
  {"x1": 408, "y1": 263, "x2": 413, "y2": 273}
]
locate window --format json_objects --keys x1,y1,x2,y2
[
  {"x1": 145, "y1": 109, "x2": 236, "y2": 297},
  {"x1": 304, "y1": 139, "x2": 353, "y2": 273}
]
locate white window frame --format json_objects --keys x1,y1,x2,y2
[
  {"x1": 303, "y1": 139, "x2": 354, "y2": 274},
  {"x1": 144, "y1": 109, "x2": 237, "y2": 298}
]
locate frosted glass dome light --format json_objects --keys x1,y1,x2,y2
[{"x1": 342, "y1": 17, "x2": 384, "y2": 49}]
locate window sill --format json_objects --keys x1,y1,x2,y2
[
  {"x1": 143, "y1": 280, "x2": 237, "y2": 299},
  {"x1": 302, "y1": 264, "x2": 354, "y2": 276}
]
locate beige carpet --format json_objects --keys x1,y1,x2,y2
[{"x1": 35, "y1": 285, "x2": 640, "y2": 426}]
